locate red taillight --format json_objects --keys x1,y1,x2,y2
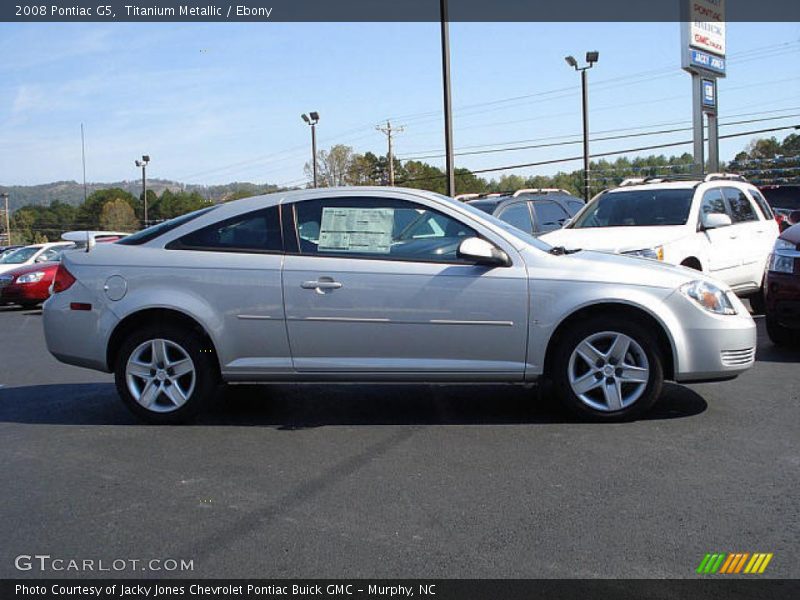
[{"x1": 52, "y1": 264, "x2": 76, "y2": 293}]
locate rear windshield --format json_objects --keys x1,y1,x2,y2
[
  {"x1": 117, "y1": 206, "x2": 218, "y2": 245},
  {"x1": 760, "y1": 186, "x2": 800, "y2": 210},
  {"x1": 467, "y1": 200, "x2": 501, "y2": 214},
  {"x1": 571, "y1": 189, "x2": 694, "y2": 228}
]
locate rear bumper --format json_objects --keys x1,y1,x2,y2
[{"x1": 43, "y1": 286, "x2": 117, "y2": 373}]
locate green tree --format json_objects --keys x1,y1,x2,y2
[
  {"x1": 100, "y1": 198, "x2": 139, "y2": 232},
  {"x1": 77, "y1": 188, "x2": 138, "y2": 229}
]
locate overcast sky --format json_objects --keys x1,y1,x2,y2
[{"x1": 1, "y1": 21, "x2": 798, "y2": 187}]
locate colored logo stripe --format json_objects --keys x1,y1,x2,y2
[{"x1": 697, "y1": 552, "x2": 773, "y2": 574}]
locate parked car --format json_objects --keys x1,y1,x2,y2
[
  {"x1": 0, "y1": 242, "x2": 76, "y2": 275},
  {"x1": 0, "y1": 245, "x2": 23, "y2": 260},
  {"x1": 43, "y1": 187, "x2": 756, "y2": 424},
  {"x1": 541, "y1": 175, "x2": 780, "y2": 311},
  {"x1": 0, "y1": 233, "x2": 127, "y2": 308},
  {"x1": 468, "y1": 189, "x2": 584, "y2": 236},
  {"x1": 759, "y1": 184, "x2": 800, "y2": 231},
  {"x1": 0, "y1": 261, "x2": 60, "y2": 308},
  {"x1": 764, "y1": 222, "x2": 800, "y2": 345}
]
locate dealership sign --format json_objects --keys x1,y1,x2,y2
[{"x1": 681, "y1": 0, "x2": 726, "y2": 77}]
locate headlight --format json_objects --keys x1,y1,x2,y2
[
  {"x1": 680, "y1": 280, "x2": 736, "y2": 315},
  {"x1": 769, "y1": 253, "x2": 795, "y2": 274},
  {"x1": 623, "y1": 246, "x2": 664, "y2": 261},
  {"x1": 16, "y1": 271, "x2": 45, "y2": 284},
  {"x1": 774, "y1": 239, "x2": 795, "y2": 251}
]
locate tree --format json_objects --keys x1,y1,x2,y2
[
  {"x1": 77, "y1": 188, "x2": 138, "y2": 229},
  {"x1": 100, "y1": 198, "x2": 139, "y2": 232},
  {"x1": 305, "y1": 144, "x2": 355, "y2": 187}
]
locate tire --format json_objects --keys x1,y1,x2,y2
[
  {"x1": 748, "y1": 289, "x2": 766, "y2": 315},
  {"x1": 114, "y1": 324, "x2": 219, "y2": 424},
  {"x1": 551, "y1": 316, "x2": 664, "y2": 422},
  {"x1": 766, "y1": 316, "x2": 795, "y2": 347},
  {"x1": 20, "y1": 302, "x2": 39, "y2": 310}
]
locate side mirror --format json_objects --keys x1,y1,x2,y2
[
  {"x1": 701, "y1": 212, "x2": 732, "y2": 230},
  {"x1": 457, "y1": 237, "x2": 511, "y2": 267}
]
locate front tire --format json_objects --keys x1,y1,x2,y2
[
  {"x1": 551, "y1": 316, "x2": 664, "y2": 421},
  {"x1": 114, "y1": 325, "x2": 218, "y2": 424},
  {"x1": 766, "y1": 316, "x2": 795, "y2": 346}
]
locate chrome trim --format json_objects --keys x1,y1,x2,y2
[
  {"x1": 237, "y1": 315, "x2": 276, "y2": 320},
  {"x1": 293, "y1": 316, "x2": 513, "y2": 326}
]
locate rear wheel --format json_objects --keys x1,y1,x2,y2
[
  {"x1": 551, "y1": 316, "x2": 664, "y2": 421},
  {"x1": 114, "y1": 325, "x2": 218, "y2": 424}
]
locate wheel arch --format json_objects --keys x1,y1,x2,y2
[
  {"x1": 543, "y1": 302, "x2": 676, "y2": 381},
  {"x1": 680, "y1": 256, "x2": 704, "y2": 271},
  {"x1": 106, "y1": 307, "x2": 221, "y2": 374}
]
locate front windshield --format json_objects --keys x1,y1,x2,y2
[
  {"x1": 436, "y1": 193, "x2": 552, "y2": 251},
  {"x1": 0, "y1": 247, "x2": 39, "y2": 264},
  {"x1": 571, "y1": 189, "x2": 694, "y2": 228}
]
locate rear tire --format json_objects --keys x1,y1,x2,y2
[
  {"x1": 114, "y1": 324, "x2": 219, "y2": 424},
  {"x1": 551, "y1": 316, "x2": 664, "y2": 421}
]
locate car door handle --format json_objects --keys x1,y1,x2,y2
[{"x1": 301, "y1": 280, "x2": 342, "y2": 290}]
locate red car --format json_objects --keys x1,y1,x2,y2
[
  {"x1": 0, "y1": 261, "x2": 60, "y2": 308},
  {"x1": 764, "y1": 222, "x2": 800, "y2": 345}
]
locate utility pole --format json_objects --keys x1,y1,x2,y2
[
  {"x1": 565, "y1": 51, "x2": 599, "y2": 202},
  {"x1": 81, "y1": 123, "x2": 88, "y2": 203},
  {"x1": 376, "y1": 121, "x2": 405, "y2": 186},
  {"x1": 302, "y1": 112, "x2": 320, "y2": 188},
  {"x1": 440, "y1": 0, "x2": 455, "y2": 197},
  {"x1": 1, "y1": 192, "x2": 10, "y2": 246}
]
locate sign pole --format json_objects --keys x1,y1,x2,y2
[{"x1": 692, "y1": 73, "x2": 705, "y2": 177}]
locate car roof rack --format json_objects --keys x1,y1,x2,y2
[
  {"x1": 704, "y1": 173, "x2": 748, "y2": 182},
  {"x1": 619, "y1": 174, "x2": 701, "y2": 186},
  {"x1": 453, "y1": 193, "x2": 480, "y2": 202},
  {"x1": 511, "y1": 188, "x2": 571, "y2": 197}
]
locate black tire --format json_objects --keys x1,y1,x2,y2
[
  {"x1": 551, "y1": 316, "x2": 664, "y2": 422},
  {"x1": 766, "y1": 316, "x2": 795, "y2": 347},
  {"x1": 20, "y1": 302, "x2": 39, "y2": 310},
  {"x1": 748, "y1": 290, "x2": 766, "y2": 315},
  {"x1": 114, "y1": 324, "x2": 219, "y2": 424}
]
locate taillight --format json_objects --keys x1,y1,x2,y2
[{"x1": 52, "y1": 264, "x2": 76, "y2": 293}]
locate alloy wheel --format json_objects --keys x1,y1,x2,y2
[{"x1": 125, "y1": 338, "x2": 196, "y2": 413}]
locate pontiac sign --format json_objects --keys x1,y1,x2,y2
[{"x1": 682, "y1": 0, "x2": 726, "y2": 77}]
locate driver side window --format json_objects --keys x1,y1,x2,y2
[{"x1": 293, "y1": 197, "x2": 478, "y2": 263}]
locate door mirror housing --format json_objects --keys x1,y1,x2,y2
[
  {"x1": 457, "y1": 237, "x2": 511, "y2": 267},
  {"x1": 701, "y1": 212, "x2": 732, "y2": 230}
]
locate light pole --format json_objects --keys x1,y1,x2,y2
[
  {"x1": 440, "y1": 0, "x2": 455, "y2": 197},
  {"x1": 1, "y1": 192, "x2": 10, "y2": 246},
  {"x1": 565, "y1": 51, "x2": 599, "y2": 202},
  {"x1": 134, "y1": 155, "x2": 150, "y2": 226},
  {"x1": 302, "y1": 112, "x2": 320, "y2": 188}
]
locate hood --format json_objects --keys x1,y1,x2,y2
[
  {"x1": 521, "y1": 246, "x2": 721, "y2": 291},
  {"x1": 0, "y1": 262, "x2": 33, "y2": 275},
  {"x1": 0, "y1": 262, "x2": 58, "y2": 279},
  {"x1": 779, "y1": 222, "x2": 800, "y2": 246},
  {"x1": 540, "y1": 225, "x2": 690, "y2": 253}
]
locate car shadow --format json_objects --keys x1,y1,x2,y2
[
  {"x1": 0, "y1": 305, "x2": 42, "y2": 315},
  {"x1": 753, "y1": 316, "x2": 800, "y2": 363},
  {"x1": 0, "y1": 381, "x2": 706, "y2": 427}
]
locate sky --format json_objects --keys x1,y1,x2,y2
[{"x1": 0, "y1": 21, "x2": 799, "y2": 187}]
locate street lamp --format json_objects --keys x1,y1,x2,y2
[
  {"x1": 565, "y1": 51, "x2": 599, "y2": 202},
  {"x1": 301, "y1": 112, "x2": 320, "y2": 188},
  {"x1": 134, "y1": 155, "x2": 150, "y2": 226}
]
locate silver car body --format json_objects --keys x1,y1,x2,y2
[{"x1": 43, "y1": 187, "x2": 756, "y2": 384}]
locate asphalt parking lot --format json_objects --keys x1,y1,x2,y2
[{"x1": 0, "y1": 305, "x2": 797, "y2": 579}]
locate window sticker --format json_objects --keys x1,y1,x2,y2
[{"x1": 318, "y1": 207, "x2": 394, "y2": 254}]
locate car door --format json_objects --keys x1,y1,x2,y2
[
  {"x1": 722, "y1": 186, "x2": 763, "y2": 289},
  {"x1": 698, "y1": 188, "x2": 741, "y2": 281},
  {"x1": 281, "y1": 193, "x2": 530, "y2": 378}
]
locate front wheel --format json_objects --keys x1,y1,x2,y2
[
  {"x1": 551, "y1": 317, "x2": 664, "y2": 421},
  {"x1": 766, "y1": 316, "x2": 795, "y2": 346},
  {"x1": 114, "y1": 325, "x2": 218, "y2": 424}
]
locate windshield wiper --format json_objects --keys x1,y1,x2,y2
[{"x1": 549, "y1": 246, "x2": 582, "y2": 256}]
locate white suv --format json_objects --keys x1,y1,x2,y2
[{"x1": 541, "y1": 175, "x2": 780, "y2": 307}]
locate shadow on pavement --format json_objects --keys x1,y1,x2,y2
[
  {"x1": 753, "y1": 316, "x2": 800, "y2": 364},
  {"x1": 0, "y1": 381, "x2": 706, "y2": 427}
]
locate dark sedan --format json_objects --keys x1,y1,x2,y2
[
  {"x1": 468, "y1": 189, "x2": 584, "y2": 236},
  {"x1": 764, "y1": 222, "x2": 800, "y2": 345}
]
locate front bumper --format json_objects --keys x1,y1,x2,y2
[
  {"x1": 665, "y1": 290, "x2": 757, "y2": 383},
  {"x1": 765, "y1": 270, "x2": 800, "y2": 329},
  {"x1": 0, "y1": 283, "x2": 50, "y2": 304}
]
